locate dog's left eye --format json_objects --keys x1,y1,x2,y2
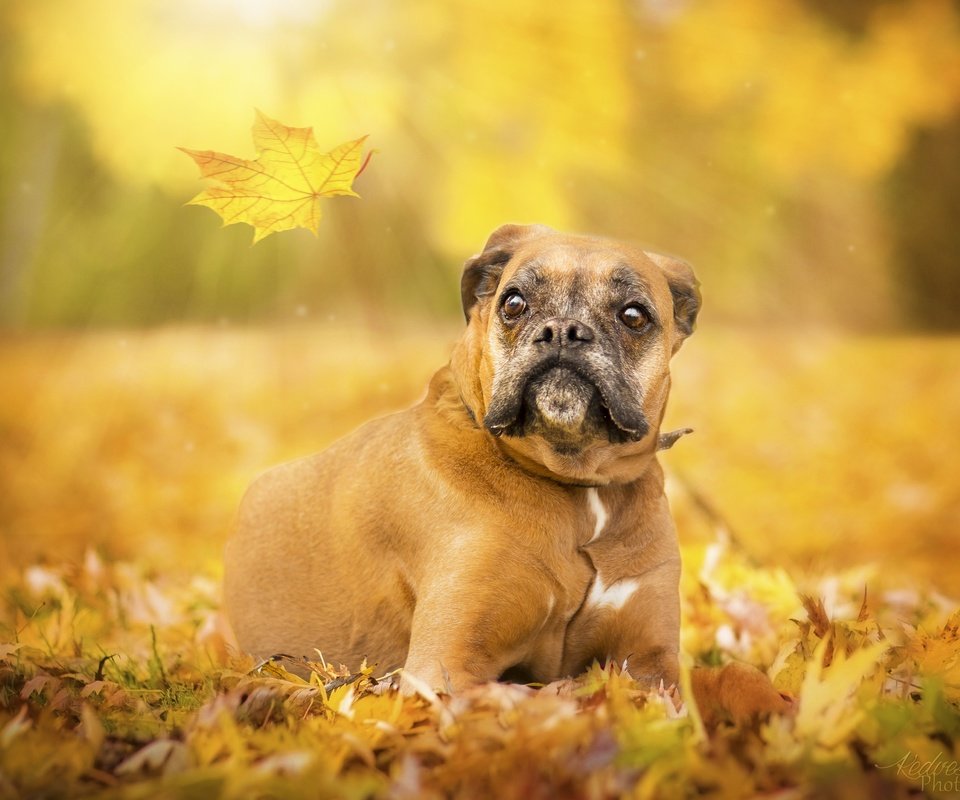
[
  {"x1": 618, "y1": 304, "x2": 651, "y2": 330},
  {"x1": 502, "y1": 292, "x2": 527, "y2": 319}
]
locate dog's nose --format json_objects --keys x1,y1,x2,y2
[{"x1": 533, "y1": 317, "x2": 595, "y2": 348}]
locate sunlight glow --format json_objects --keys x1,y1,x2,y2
[{"x1": 192, "y1": 0, "x2": 329, "y2": 29}]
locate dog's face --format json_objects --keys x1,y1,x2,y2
[{"x1": 452, "y1": 224, "x2": 700, "y2": 484}]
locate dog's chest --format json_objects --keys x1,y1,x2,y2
[{"x1": 523, "y1": 486, "x2": 620, "y2": 675}]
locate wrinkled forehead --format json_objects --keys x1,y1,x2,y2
[{"x1": 499, "y1": 241, "x2": 671, "y2": 306}]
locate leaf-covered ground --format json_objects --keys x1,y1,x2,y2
[{"x1": 1, "y1": 325, "x2": 958, "y2": 798}]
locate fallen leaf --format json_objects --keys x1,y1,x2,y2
[
  {"x1": 78, "y1": 704, "x2": 105, "y2": 753},
  {"x1": 0, "y1": 706, "x2": 32, "y2": 747},
  {"x1": 115, "y1": 739, "x2": 191, "y2": 777},
  {"x1": 794, "y1": 637, "x2": 889, "y2": 749},
  {"x1": 907, "y1": 609, "x2": 960, "y2": 701},
  {"x1": 19, "y1": 675, "x2": 59, "y2": 701}
]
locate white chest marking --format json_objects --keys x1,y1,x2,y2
[
  {"x1": 545, "y1": 593, "x2": 556, "y2": 616},
  {"x1": 586, "y1": 488, "x2": 608, "y2": 543},
  {"x1": 586, "y1": 576, "x2": 640, "y2": 611}
]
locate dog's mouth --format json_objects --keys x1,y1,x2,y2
[{"x1": 484, "y1": 361, "x2": 648, "y2": 447}]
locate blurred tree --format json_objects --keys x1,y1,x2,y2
[
  {"x1": 886, "y1": 114, "x2": 960, "y2": 330},
  {"x1": 800, "y1": 0, "x2": 960, "y2": 329},
  {"x1": 802, "y1": 0, "x2": 901, "y2": 37},
  {"x1": 1, "y1": 0, "x2": 959, "y2": 329}
]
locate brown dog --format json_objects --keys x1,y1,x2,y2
[{"x1": 225, "y1": 224, "x2": 790, "y2": 720}]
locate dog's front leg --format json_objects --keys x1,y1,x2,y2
[
  {"x1": 562, "y1": 553, "x2": 682, "y2": 687},
  {"x1": 400, "y1": 576, "x2": 550, "y2": 693}
]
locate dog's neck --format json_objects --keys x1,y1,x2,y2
[
  {"x1": 491, "y1": 429, "x2": 661, "y2": 486},
  {"x1": 430, "y1": 364, "x2": 665, "y2": 487}
]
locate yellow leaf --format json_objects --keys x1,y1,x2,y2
[
  {"x1": 179, "y1": 110, "x2": 370, "y2": 243},
  {"x1": 794, "y1": 637, "x2": 889, "y2": 750},
  {"x1": 907, "y1": 609, "x2": 960, "y2": 700}
]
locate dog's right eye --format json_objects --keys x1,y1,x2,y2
[
  {"x1": 618, "y1": 303, "x2": 651, "y2": 331},
  {"x1": 501, "y1": 292, "x2": 527, "y2": 319}
]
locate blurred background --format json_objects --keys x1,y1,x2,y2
[
  {"x1": 0, "y1": 0, "x2": 958, "y2": 590},
  {"x1": 3, "y1": 0, "x2": 960, "y2": 329}
]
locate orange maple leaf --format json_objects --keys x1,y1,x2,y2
[{"x1": 179, "y1": 110, "x2": 371, "y2": 243}]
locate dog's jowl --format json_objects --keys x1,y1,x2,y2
[{"x1": 224, "y1": 223, "x2": 702, "y2": 692}]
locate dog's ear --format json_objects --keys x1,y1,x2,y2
[
  {"x1": 460, "y1": 224, "x2": 552, "y2": 321},
  {"x1": 645, "y1": 251, "x2": 701, "y2": 351}
]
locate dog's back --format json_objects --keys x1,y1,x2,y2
[{"x1": 225, "y1": 410, "x2": 422, "y2": 667}]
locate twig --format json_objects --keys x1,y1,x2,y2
[{"x1": 95, "y1": 654, "x2": 116, "y2": 682}]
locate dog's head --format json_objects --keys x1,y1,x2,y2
[{"x1": 451, "y1": 223, "x2": 700, "y2": 484}]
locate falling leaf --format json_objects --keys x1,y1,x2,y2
[{"x1": 179, "y1": 110, "x2": 370, "y2": 243}]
